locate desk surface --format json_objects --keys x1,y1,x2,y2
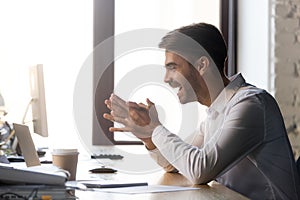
[{"x1": 74, "y1": 155, "x2": 249, "y2": 200}]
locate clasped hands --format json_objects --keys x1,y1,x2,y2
[{"x1": 103, "y1": 94, "x2": 161, "y2": 142}]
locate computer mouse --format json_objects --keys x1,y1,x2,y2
[
  {"x1": 37, "y1": 150, "x2": 46, "y2": 157},
  {"x1": 89, "y1": 166, "x2": 117, "y2": 173}
]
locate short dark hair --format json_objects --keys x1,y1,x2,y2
[{"x1": 159, "y1": 23, "x2": 227, "y2": 72}]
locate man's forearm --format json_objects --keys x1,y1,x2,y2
[{"x1": 143, "y1": 137, "x2": 157, "y2": 150}]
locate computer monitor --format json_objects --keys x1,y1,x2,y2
[{"x1": 28, "y1": 64, "x2": 48, "y2": 137}]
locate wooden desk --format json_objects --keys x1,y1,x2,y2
[{"x1": 74, "y1": 157, "x2": 249, "y2": 200}]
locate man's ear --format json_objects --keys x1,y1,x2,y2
[{"x1": 195, "y1": 56, "x2": 209, "y2": 74}]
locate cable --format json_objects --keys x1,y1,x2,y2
[
  {"x1": 22, "y1": 98, "x2": 34, "y2": 125},
  {"x1": 28, "y1": 188, "x2": 38, "y2": 199},
  {"x1": 0, "y1": 187, "x2": 38, "y2": 200},
  {"x1": 0, "y1": 192, "x2": 28, "y2": 199},
  {"x1": 0, "y1": 187, "x2": 76, "y2": 200}
]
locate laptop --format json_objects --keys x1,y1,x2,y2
[
  {"x1": 13, "y1": 123, "x2": 41, "y2": 167},
  {"x1": 0, "y1": 124, "x2": 69, "y2": 185}
]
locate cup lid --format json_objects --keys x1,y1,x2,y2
[{"x1": 52, "y1": 148, "x2": 78, "y2": 155}]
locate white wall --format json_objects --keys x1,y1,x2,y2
[
  {"x1": 0, "y1": 1, "x2": 93, "y2": 150},
  {"x1": 238, "y1": 0, "x2": 271, "y2": 92}
]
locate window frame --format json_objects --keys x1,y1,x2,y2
[{"x1": 221, "y1": 0, "x2": 238, "y2": 76}]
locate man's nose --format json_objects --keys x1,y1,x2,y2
[{"x1": 164, "y1": 71, "x2": 171, "y2": 83}]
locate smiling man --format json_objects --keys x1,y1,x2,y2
[{"x1": 104, "y1": 23, "x2": 300, "y2": 200}]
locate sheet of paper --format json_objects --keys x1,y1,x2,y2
[{"x1": 94, "y1": 185, "x2": 200, "y2": 194}]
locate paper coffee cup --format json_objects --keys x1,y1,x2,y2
[{"x1": 52, "y1": 149, "x2": 79, "y2": 181}]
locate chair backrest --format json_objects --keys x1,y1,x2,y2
[{"x1": 297, "y1": 156, "x2": 300, "y2": 178}]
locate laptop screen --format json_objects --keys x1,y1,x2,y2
[{"x1": 13, "y1": 123, "x2": 41, "y2": 167}]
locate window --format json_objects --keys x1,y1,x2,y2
[{"x1": 93, "y1": 0, "x2": 237, "y2": 145}]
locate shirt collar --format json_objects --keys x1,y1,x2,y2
[{"x1": 208, "y1": 73, "x2": 246, "y2": 114}]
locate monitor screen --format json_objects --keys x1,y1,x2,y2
[{"x1": 29, "y1": 64, "x2": 48, "y2": 137}]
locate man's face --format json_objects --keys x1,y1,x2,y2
[{"x1": 163, "y1": 52, "x2": 202, "y2": 104}]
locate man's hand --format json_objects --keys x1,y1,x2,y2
[{"x1": 103, "y1": 94, "x2": 161, "y2": 145}]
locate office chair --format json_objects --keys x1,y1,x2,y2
[{"x1": 297, "y1": 156, "x2": 300, "y2": 177}]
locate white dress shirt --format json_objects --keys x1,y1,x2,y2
[{"x1": 149, "y1": 74, "x2": 300, "y2": 200}]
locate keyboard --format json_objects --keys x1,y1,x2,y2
[{"x1": 91, "y1": 154, "x2": 123, "y2": 160}]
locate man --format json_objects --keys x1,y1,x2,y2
[{"x1": 103, "y1": 23, "x2": 300, "y2": 199}]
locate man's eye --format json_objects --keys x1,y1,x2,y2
[{"x1": 167, "y1": 65, "x2": 176, "y2": 70}]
